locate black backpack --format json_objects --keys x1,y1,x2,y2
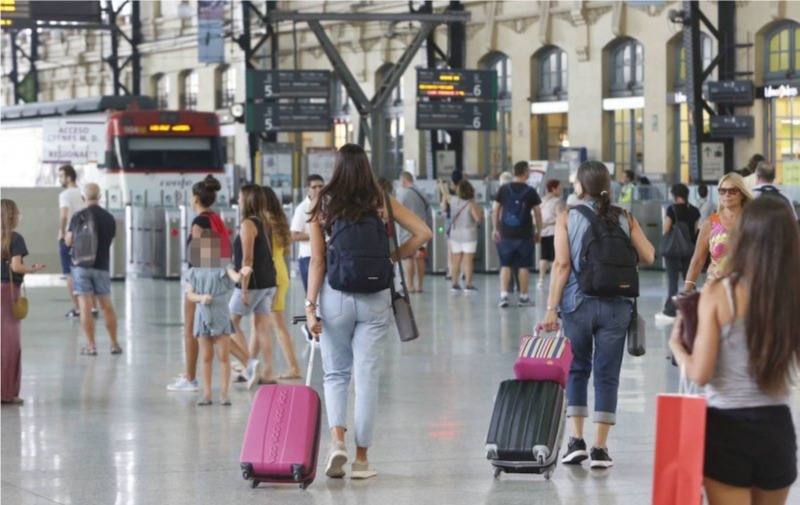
[
  {"x1": 573, "y1": 205, "x2": 639, "y2": 298},
  {"x1": 327, "y1": 214, "x2": 393, "y2": 293},
  {"x1": 755, "y1": 185, "x2": 793, "y2": 210},
  {"x1": 661, "y1": 206, "x2": 694, "y2": 258},
  {"x1": 71, "y1": 208, "x2": 98, "y2": 268}
]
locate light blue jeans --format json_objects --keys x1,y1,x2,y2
[{"x1": 319, "y1": 279, "x2": 392, "y2": 448}]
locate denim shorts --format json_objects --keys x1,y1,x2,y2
[
  {"x1": 497, "y1": 239, "x2": 534, "y2": 269},
  {"x1": 59, "y1": 239, "x2": 72, "y2": 274},
  {"x1": 72, "y1": 267, "x2": 111, "y2": 296},
  {"x1": 228, "y1": 287, "x2": 276, "y2": 316}
]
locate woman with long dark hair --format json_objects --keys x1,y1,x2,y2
[
  {"x1": 229, "y1": 185, "x2": 277, "y2": 385},
  {"x1": 542, "y1": 161, "x2": 654, "y2": 469},
  {"x1": 670, "y1": 197, "x2": 800, "y2": 505},
  {"x1": 1, "y1": 199, "x2": 45, "y2": 405},
  {"x1": 305, "y1": 144, "x2": 431, "y2": 480}
]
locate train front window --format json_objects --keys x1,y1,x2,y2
[{"x1": 121, "y1": 137, "x2": 222, "y2": 171}]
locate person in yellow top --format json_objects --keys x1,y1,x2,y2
[
  {"x1": 253, "y1": 186, "x2": 301, "y2": 379},
  {"x1": 617, "y1": 170, "x2": 635, "y2": 204}
]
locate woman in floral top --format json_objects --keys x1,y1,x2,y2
[{"x1": 685, "y1": 172, "x2": 752, "y2": 290}]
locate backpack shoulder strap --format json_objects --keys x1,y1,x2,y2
[
  {"x1": 410, "y1": 187, "x2": 430, "y2": 211},
  {"x1": 385, "y1": 192, "x2": 410, "y2": 299},
  {"x1": 571, "y1": 205, "x2": 602, "y2": 234}
]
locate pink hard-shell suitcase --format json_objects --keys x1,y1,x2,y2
[
  {"x1": 240, "y1": 323, "x2": 321, "y2": 489},
  {"x1": 512, "y1": 325, "x2": 573, "y2": 388}
]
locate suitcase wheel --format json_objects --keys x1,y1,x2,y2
[
  {"x1": 493, "y1": 467, "x2": 502, "y2": 480},
  {"x1": 300, "y1": 480, "x2": 311, "y2": 490},
  {"x1": 251, "y1": 480, "x2": 260, "y2": 489}
]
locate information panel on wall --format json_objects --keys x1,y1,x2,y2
[
  {"x1": 415, "y1": 68, "x2": 497, "y2": 131},
  {"x1": 416, "y1": 102, "x2": 496, "y2": 131},
  {"x1": 416, "y1": 69, "x2": 498, "y2": 99}
]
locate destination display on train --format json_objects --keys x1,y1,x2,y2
[
  {"x1": 416, "y1": 69, "x2": 497, "y2": 99},
  {"x1": 416, "y1": 101, "x2": 497, "y2": 131},
  {"x1": 246, "y1": 70, "x2": 331, "y2": 100},
  {"x1": 246, "y1": 102, "x2": 331, "y2": 132}
]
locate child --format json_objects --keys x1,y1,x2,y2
[{"x1": 186, "y1": 231, "x2": 242, "y2": 406}]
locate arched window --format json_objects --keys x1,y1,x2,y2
[
  {"x1": 180, "y1": 70, "x2": 198, "y2": 110},
  {"x1": 480, "y1": 51, "x2": 512, "y2": 176},
  {"x1": 765, "y1": 21, "x2": 800, "y2": 82},
  {"x1": 152, "y1": 73, "x2": 169, "y2": 109},
  {"x1": 536, "y1": 46, "x2": 568, "y2": 101},
  {"x1": 608, "y1": 38, "x2": 644, "y2": 97},
  {"x1": 217, "y1": 66, "x2": 236, "y2": 109},
  {"x1": 675, "y1": 34, "x2": 713, "y2": 88}
]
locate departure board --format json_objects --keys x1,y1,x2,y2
[
  {"x1": 416, "y1": 102, "x2": 496, "y2": 131},
  {"x1": 246, "y1": 70, "x2": 331, "y2": 100},
  {"x1": 246, "y1": 102, "x2": 331, "y2": 132},
  {"x1": 416, "y1": 69, "x2": 497, "y2": 99},
  {"x1": 1, "y1": 0, "x2": 101, "y2": 29}
]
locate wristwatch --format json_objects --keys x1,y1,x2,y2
[{"x1": 304, "y1": 299, "x2": 317, "y2": 310}]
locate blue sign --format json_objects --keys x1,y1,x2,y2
[{"x1": 198, "y1": 1, "x2": 225, "y2": 64}]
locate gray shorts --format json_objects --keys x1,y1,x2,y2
[
  {"x1": 229, "y1": 287, "x2": 276, "y2": 316},
  {"x1": 72, "y1": 267, "x2": 111, "y2": 296}
]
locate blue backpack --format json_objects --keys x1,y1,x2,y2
[
  {"x1": 327, "y1": 215, "x2": 393, "y2": 293},
  {"x1": 501, "y1": 184, "x2": 533, "y2": 228}
]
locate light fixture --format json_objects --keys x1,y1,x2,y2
[
  {"x1": 668, "y1": 9, "x2": 688, "y2": 26},
  {"x1": 230, "y1": 103, "x2": 245, "y2": 122},
  {"x1": 178, "y1": 1, "x2": 193, "y2": 21}
]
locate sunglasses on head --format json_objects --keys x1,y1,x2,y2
[{"x1": 718, "y1": 187, "x2": 741, "y2": 196}]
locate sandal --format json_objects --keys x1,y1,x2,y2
[
  {"x1": 220, "y1": 399, "x2": 232, "y2": 406},
  {"x1": 258, "y1": 377, "x2": 278, "y2": 385},
  {"x1": 197, "y1": 399, "x2": 213, "y2": 406},
  {"x1": 110, "y1": 344, "x2": 123, "y2": 355},
  {"x1": 278, "y1": 370, "x2": 302, "y2": 380},
  {"x1": 80, "y1": 346, "x2": 98, "y2": 356}
]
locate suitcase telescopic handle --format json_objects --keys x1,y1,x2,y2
[{"x1": 294, "y1": 315, "x2": 317, "y2": 388}]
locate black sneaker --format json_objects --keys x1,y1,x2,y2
[
  {"x1": 91, "y1": 308, "x2": 100, "y2": 318},
  {"x1": 65, "y1": 309, "x2": 80, "y2": 319},
  {"x1": 518, "y1": 295, "x2": 533, "y2": 307},
  {"x1": 561, "y1": 437, "x2": 588, "y2": 465},
  {"x1": 498, "y1": 296, "x2": 510, "y2": 308},
  {"x1": 589, "y1": 447, "x2": 614, "y2": 469}
]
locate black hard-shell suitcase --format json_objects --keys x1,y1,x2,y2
[{"x1": 485, "y1": 379, "x2": 566, "y2": 480}]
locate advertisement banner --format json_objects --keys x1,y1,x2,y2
[{"x1": 198, "y1": 1, "x2": 225, "y2": 64}]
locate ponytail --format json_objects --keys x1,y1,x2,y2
[{"x1": 576, "y1": 162, "x2": 623, "y2": 226}]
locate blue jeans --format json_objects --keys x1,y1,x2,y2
[
  {"x1": 561, "y1": 297, "x2": 631, "y2": 425},
  {"x1": 318, "y1": 279, "x2": 392, "y2": 448},
  {"x1": 298, "y1": 256, "x2": 310, "y2": 292}
]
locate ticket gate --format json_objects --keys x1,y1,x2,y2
[
  {"x1": 164, "y1": 208, "x2": 182, "y2": 279},
  {"x1": 109, "y1": 208, "x2": 127, "y2": 280},
  {"x1": 126, "y1": 206, "x2": 166, "y2": 278},
  {"x1": 482, "y1": 207, "x2": 500, "y2": 273},
  {"x1": 427, "y1": 208, "x2": 448, "y2": 274},
  {"x1": 631, "y1": 200, "x2": 666, "y2": 270}
]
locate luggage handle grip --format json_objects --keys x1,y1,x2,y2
[{"x1": 533, "y1": 323, "x2": 564, "y2": 339}]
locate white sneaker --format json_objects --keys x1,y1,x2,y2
[
  {"x1": 246, "y1": 359, "x2": 260, "y2": 390},
  {"x1": 325, "y1": 441, "x2": 348, "y2": 478},
  {"x1": 655, "y1": 312, "x2": 676, "y2": 326},
  {"x1": 166, "y1": 377, "x2": 199, "y2": 392}
]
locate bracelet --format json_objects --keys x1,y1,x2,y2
[
  {"x1": 546, "y1": 306, "x2": 556, "y2": 312},
  {"x1": 685, "y1": 280, "x2": 696, "y2": 286}
]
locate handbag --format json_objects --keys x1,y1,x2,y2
[
  {"x1": 12, "y1": 281, "x2": 28, "y2": 320},
  {"x1": 673, "y1": 290, "x2": 700, "y2": 353},
  {"x1": 651, "y1": 370, "x2": 707, "y2": 505},
  {"x1": 661, "y1": 208, "x2": 695, "y2": 258},
  {"x1": 513, "y1": 325, "x2": 573, "y2": 387},
  {"x1": 385, "y1": 191, "x2": 420, "y2": 342},
  {"x1": 627, "y1": 298, "x2": 646, "y2": 356}
]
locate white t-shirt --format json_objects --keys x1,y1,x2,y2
[
  {"x1": 59, "y1": 187, "x2": 84, "y2": 223},
  {"x1": 291, "y1": 197, "x2": 312, "y2": 258}
]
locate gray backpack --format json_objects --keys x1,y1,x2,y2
[{"x1": 71, "y1": 209, "x2": 98, "y2": 267}]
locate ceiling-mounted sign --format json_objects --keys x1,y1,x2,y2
[
  {"x1": 246, "y1": 102, "x2": 331, "y2": 132},
  {"x1": 416, "y1": 101, "x2": 497, "y2": 131},
  {"x1": 246, "y1": 70, "x2": 331, "y2": 100},
  {"x1": 760, "y1": 84, "x2": 799, "y2": 99},
  {"x1": 42, "y1": 118, "x2": 105, "y2": 165},
  {"x1": 416, "y1": 69, "x2": 498, "y2": 99},
  {"x1": 701, "y1": 142, "x2": 725, "y2": 181},
  {"x1": 1, "y1": 0, "x2": 101, "y2": 29}
]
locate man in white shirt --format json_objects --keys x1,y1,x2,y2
[
  {"x1": 291, "y1": 174, "x2": 325, "y2": 291},
  {"x1": 57, "y1": 165, "x2": 86, "y2": 318}
]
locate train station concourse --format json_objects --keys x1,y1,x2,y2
[{"x1": 2, "y1": 1, "x2": 800, "y2": 505}]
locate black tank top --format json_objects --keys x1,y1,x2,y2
[{"x1": 233, "y1": 217, "x2": 276, "y2": 289}]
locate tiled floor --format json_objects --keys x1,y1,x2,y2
[{"x1": 2, "y1": 272, "x2": 798, "y2": 505}]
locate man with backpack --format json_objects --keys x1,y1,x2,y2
[
  {"x1": 398, "y1": 171, "x2": 432, "y2": 293},
  {"x1": 492, "y1": 161, "x2": 543, "y2": 307},
  {"x1": 752, "y1": 161, "x2": 797, "y2": 220},
  {"x1": 66, "y1": 183, "x2": 120, "y2": 356}
]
